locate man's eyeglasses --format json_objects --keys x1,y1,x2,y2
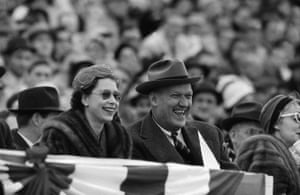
[
  {"x1": 279, "y1": 112, "x2": 300, "y2": 123},
  {"x1": 91, "y1": 90, "x2": 121, "y2": 102}
]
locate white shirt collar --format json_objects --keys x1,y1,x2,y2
[{"x1": 17, "y1": 131, "x2": 38, "y2": 148}]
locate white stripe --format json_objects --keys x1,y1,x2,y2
[
  {"x1": 265, "y1": 175, "x2": 274, "y2": 195},
  {"x1": 46, "y1": 155, "x2": 159, "y2": 166},
  {"x1": 165, "y1": 163, "x2": 210, "y2": 195},
  {"x1": 2, "y1": 180, "x2": 23, "y2": 195},
  {"x1": 68, "y1": 165, "x2": 127, "y2": 195},
  {"x1": 198, "y1": 131, "x2": 220, "y2": 169}
]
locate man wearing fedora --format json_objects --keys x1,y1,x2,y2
[
  {"x1": 128, "y1": 59, "x2": 237, "y2": 169},
  {"x1": 221, "y1": 101, "x2": 263, "y2": 160},
  {"x1": 9, "y1": 86, "x2": 63, "y2": 150}
]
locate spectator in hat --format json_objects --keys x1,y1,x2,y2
[
  {"x1": 236, "y1": 94, "x2": 300, "y2": 195},
  {"x1": 9, "y1": 86, "x2": 63, "y2": 150},
  {"x1": 41, "y1": 64, "x2": 132, "y2": 158},
  {"x1": 128, "y1": 59, "x2": 237, "y2": 169},
  {"x1": 191, "y1": 80, "x2": 223, "y2": 126},
  {"x1": 221, "y1": 101, "x2": 263, "y2": 160},
  {"x1": 2, "y1": 36, "x2": 37, "y2": 101}
]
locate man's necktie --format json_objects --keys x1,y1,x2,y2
[{"x1": 171, "y1": 131, "x2": 192, "y2": 163}]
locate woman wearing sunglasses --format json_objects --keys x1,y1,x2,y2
[
  {"x1": 236, "y1": 94, "x2": 300, "y2": 195},
  {"x1": 40, "y1": 64, "x2": 132, "y2": 158}
]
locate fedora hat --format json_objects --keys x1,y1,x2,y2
[
  {"x1": 136, "y1": 59, "x2": 200, "y2": 95},
  {"x1": 9, "y1": 86, "x2": 63, "y2": 114},
  {"x1": 222, "y1": 101, "x2": 262, "y2": 131}
]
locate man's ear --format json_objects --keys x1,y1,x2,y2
[
  {"x1": 273, "y1": 124, "x2": 280, "y2": 131},
  {"x1": 149, "y1": 92, "x2": 158, "y2": 107},
  {"x1": 31, "y1": 113, "x2": 43, "y2": 126},
  {"x1": 81, "y1": 94, "x2": 89, "y2": 107}
]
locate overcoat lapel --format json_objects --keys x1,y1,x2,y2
[
  {"x1": 139, "y1": 114, "x2": 185, "y2": 163},
  {"x1": 11, "y1": 129, "x2": 30, "y2": 150},
  {"x1": 182, "y1": 127, "x2": 203, "y2": 165}
]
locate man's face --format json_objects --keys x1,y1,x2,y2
[
  {"x1": 275, "y1": 101, "x2": 300, "y2": 147},
  {"x1": 151, "y1": 83, "x2": 193, "y2": 131},
  {"x1": 229, "y1": 121, "x2": 263, "y2": 152}
]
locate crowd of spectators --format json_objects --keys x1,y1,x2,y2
[{"x1": 0, "y1": 0, "x2": 300, "y2": 133}]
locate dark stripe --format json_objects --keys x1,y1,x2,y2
[
  {"x1": 157, "y1": 76, "x2": 188, "y2": 81},
  {"x1": 269, "y1": 97, "x2": 292, "y2": 134},
  {"x1": 121, "y1": 165, "x2": 168, "y2": 195},
  {"x1": 208, "y1": 169, "x2": 243, "y2": 195},
  {"x1": 232, "y1": 173, "x2": 266, "y2": 195}
]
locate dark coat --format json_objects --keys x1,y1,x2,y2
[
  {"x1": 11, "y1": 128, "x2": 30, "y2": 150},
  {"x1": 236, "y1": 135, "x2": 300, "y2": 195},
  {"x1": 0, "y1": 120, "x2": 15, "y2": 149},
  {"x1": 128, "y1": 112, "x2": 237, "y2": 170},
  {"x1": 41, "y1": 109, "x2": 132, "y2": 158}
]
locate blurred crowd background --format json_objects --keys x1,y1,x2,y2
[{"x1": 1, "y1": 0, "x2": 300, "y2": 129}]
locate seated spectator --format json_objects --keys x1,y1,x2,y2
[
  {"x1": 9, "y1": 86, "x2": 63, "y2": 150},
  {"x1": 221, "y1": 101, "x2": 263, "y2": 160},
  {"x1": 41, "y1": 64, "x2": 132, "y2": 158},
  {"x1": 191, "y1": 80, "x2": 223, "y2": 126},
  {"x1": 236, "y1": 94, "x2": 300, "y2": 195}
]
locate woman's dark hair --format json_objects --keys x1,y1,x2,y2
[{"x1": 68, "y1": 60, "x2": 94, "y2": 87}]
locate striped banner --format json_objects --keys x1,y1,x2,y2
[{"x1": 0, "y1": 149, "x2": 273, "y2": 195}]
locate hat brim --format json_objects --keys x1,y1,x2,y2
[
  {"x1": 9, "y1": 108, "x2": 63, "y2": 114},
  {"x1": 136, "y1": 77, "x2": 200, "y2": 95},
  {"x1": 221, "y1": 117, "x2": 259, "y2": 131}
]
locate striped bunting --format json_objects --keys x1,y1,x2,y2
[{"x1": 0, "y1": 149, "x2": 273, "y2": 195}]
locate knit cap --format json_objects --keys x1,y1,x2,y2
[
  {"x1": 72, "y1": 64, "x2": 114, "y2": 91},
  {"x1": 259, "y1": 95, "x2": 293, "y2": 134}
]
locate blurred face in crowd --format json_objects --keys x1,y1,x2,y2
[
  {"x1": 275, "y1": 101, "x2": 300, "y2": 147},
  {"x1": 117, "y1": 46, "x2": 141, "y2": 76},
  {"x1": 85, "y1": 39, "x2": 107, "y2": 61},
  {"x1": 31, "y1": 33, "x2": 54, "y2": 58},
  {"x1": 83, "y1": 78, "x2": 120, "y2": 124},
  {"x1": 58, "y1": 12, "x2": 79, "y2": 33},
  {"x1": 173, "y1": 0, "x2": 195, "y2": 16},
  {"x1": 164, "y1": 15, "x2": 185, "y2": 41},
  {"x1": 151, "y1": 84, "x2": 193, "y2": 131},
  {"x1": 114, "y1": 69, "x2": 130, "y2": 94},
  {"x1": 134, "y1": 97, "x2": 151, "y2": 120},
  {"x1": 218, "y1": 28, "x2": 235, "y2": 53},
  {"x1": 8, "y1": 49, "x2": 35, "y2": 78},
  {"x1": 229, "y1": 121, "x2": 263, "y2": 152},
  {"x1": 191, "y1": 92, "x2": 218, "y2": 122},
  {"x1": 27, "y1": 62, "x2": 53, "y2": 87},
  {"x1": 236, "y1": 52, "x2": 265, "y2": 81},
  {"x1": 264, "y1": 18, "x2": 286, "y2": 44},
  {"x1": 187, "y1": 67, "x2": 205, "y2": 80},
  {"x1": 104, "y1": 0, "x2": 129, "y2": 19},
  {"x1": 54, "y1": 29, "x2": 73, "y2": 59}
]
